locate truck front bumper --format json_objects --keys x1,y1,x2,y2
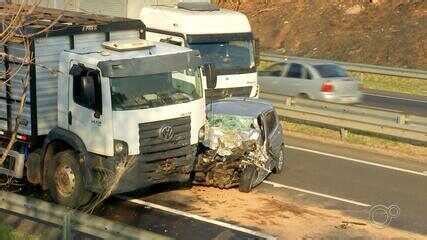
[{"x1": 87, "y1": 145, "x2": 197, "y2": 194}]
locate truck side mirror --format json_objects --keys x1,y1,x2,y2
[
  {"x1": 204, "y1": 63, "x2": 217, "y2": 89},
  {"x1": 69, "y1": 64, "x2": 85, "y2": 76},
  {"x1": 253, "y1": 38, "x2": 260, "y2": 67},
  {"x1": 88, "y1": 70, "x2": 103, "y2": 118}
]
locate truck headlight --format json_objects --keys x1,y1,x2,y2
[
  {"x1": 114, "y1": 140, "x2": 128, "y2": 156},
  {"x1": 198, "y1": 126, "x2": 206, "y2": 141}
]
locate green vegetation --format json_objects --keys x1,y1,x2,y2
[
  {"x1": 0, "y1": 224, "x2": 40, "y2": 240},
  {"x1": 258, "y1": 61, "x2": 274, "y2": 71},
  {"x1": 258, "y1": 60, "x2": 427, "y2": 96},
  {"x1": 350, "y1": 72, "x2": 427, "y2": 96},
  {"x1": 283, "y1": 121, "x2": 427, "y2": 161}
]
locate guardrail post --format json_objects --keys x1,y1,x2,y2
[
  {"x1": 396, "y1": 114, "x2": 407, "y2": 125},
  {"x1": 284, "y1": 96, "x2": 293, "y2": 107},
  {"x1": 63, "y1": 212, "x2": 71, "y2": 240},
  {"x1": 340, "y1": 128, "x2": 349, "y2": 141}
]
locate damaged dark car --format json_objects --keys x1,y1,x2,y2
[{"x1": 194, "y1": 98, "x2": 286, "y2": 192}]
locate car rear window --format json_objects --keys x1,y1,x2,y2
[{"x1": 314, "y1": 64, "x2": 348, "y2": 78}]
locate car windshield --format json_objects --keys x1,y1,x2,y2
[
  {"x1": 110, "y1": 68, "x2": 203, "y2": 111},
  {"x1": 314, "y1": 64, "x2": 348, "y2": 78},
  {"x1": 189, "y1": 40, "x2": 255, "y2": 71}
]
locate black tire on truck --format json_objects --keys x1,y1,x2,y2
[
  {"x1": 46, "y1": 150, "x2": 92, "y2": 208},
  {"x1": 239, "y1": 164, "x2": 258, "y2": 193}
]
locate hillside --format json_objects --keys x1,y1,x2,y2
[{"x1": 215, "y1": 0, "x2": 426, "y2": 70}]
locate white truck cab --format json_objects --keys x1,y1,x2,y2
[
  {"x1": 141, "y1": 2, "x2": 259, "y2": 101},
  {"x1": 59, "y1": 41, "x2": 205, "y2": 157}
]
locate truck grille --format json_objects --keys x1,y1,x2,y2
[
  {"x1": 205, "y1": 86, "x2": 252, "y2": 102},
  {"x1": 139, "y1": 117, "x2": 193, "y2": 164}
]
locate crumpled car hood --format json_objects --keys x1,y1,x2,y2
[{"x1": 194, "y1": 111, "x2": 273, "y2": 190}]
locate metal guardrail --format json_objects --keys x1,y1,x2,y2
[
  {"x1": 0, "y1": 191, "x2": 171, "y2": 240},
  {"x1": 261, "y1": 93, "x2": 427, "y2": 144},
  {"x1": 260, "y1": 53, "x2": 427, "y2": 80}
]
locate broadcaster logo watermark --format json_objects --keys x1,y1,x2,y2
[{"x1": 369, "y1": 204, "x2": 400, "y2": 228}]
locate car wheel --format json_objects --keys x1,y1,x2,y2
[
  {"x1": 239, "y1": 165, "x2": 258, "y2": 193},
  {"x1": 297, "y1": 93, "x2": 310, "y2": 99},
  {"x1": 273, "y1": 146, "x2": 286, "y2": 174},
  {"x1": 47, "y1": 150, "x2": 92, "y2": 208}
]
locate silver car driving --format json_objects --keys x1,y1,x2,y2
[{"x1": 259, "y1": 60, "x2": 362, "y2": 104}]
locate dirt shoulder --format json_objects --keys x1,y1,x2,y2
[
  {"x1": 216, "y1": 0, "x2": 427, "y2": 70},
  {"x1": 143, "y1": 186, "x2": 424, "y2": 239}
]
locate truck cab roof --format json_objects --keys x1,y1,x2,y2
[
  {"x1": 64, "y1": 40, "x2": 201, "y2": 77},
  {"x1": 65, "y1": 40, "x2": 196, "y2": 63},
  {"x1": 140, "y1": 5, "x2": 251, "y2": 35}
]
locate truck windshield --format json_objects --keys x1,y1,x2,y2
[
  {"x1": 110, "y1": 68, "x2": 203, "y2": 111},
  {"x1": 189, "y1": 40, "x2": 255, "y2": 72}
]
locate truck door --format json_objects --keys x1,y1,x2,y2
[{"x1": 68, "y1": 63, "x2": 108, "y2": 155}]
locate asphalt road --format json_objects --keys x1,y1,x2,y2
[
  {"x1": 97, "y1": 196, "x2": 272, "y2": 240},
  {"x1": 359, "y1": 90, "x2": 427, "y2": 116},
  {"x1": 98, "y1": 135, "x2": 426, "y2": 238},
  {"x1": 267, "y1": 136, "x2": 427, "y2": 235}
]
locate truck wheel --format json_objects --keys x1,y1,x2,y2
[
  {"x1": 47, "y1": 150, "x2": 92, "y2": 208},
  {"x1": 273, "y1": 146, "x2": 286, "y2": 175},
  {"x1": 239, "y1": 165, "x2": 257, "y2": 193}
]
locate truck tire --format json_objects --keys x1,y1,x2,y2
[
  {"x1": 239, "y1": 165, "x2": 257, "y2": 193},
  {"x1": 273, "y1": 146, "x2": 286, "y2": 175},
  {"x1": 47, "y1": 150, "x2": 92, "y2": 208}
]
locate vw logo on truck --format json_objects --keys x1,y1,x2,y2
[{"x1": 159, "y1": 125, "x2": 174, "y2": 141}]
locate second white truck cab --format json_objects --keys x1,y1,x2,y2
[{"x1": 141, "y1": 2, "x2": 259, "y2": 101}]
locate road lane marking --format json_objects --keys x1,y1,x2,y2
[
  {"x1": 263, "y1": 181, "x2": 371, "y2": 207},
  {"x1": 286, "y1": 145, "x2": 426, "y2": 177},
  {"x1": 120, "y1": 197, "x2": 277, "y2": 240},
  {"x1": 363, "y1": 93, "x2": 427, "y2": 103}
]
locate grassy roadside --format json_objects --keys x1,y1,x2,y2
[
  {"x1": 283, "y1": 120, "x2": 427, "y2": 162},
  {"x1": 350, "y1": 71, "x2": 427, "y2": 96},
  {"x1": 0, "y1": 224, "x2": 40, "y2": 240},
  {"x1": 258, "y1": 60, "x2": 427, "y2": 96}
]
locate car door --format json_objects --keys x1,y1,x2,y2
[
  {"x1": 261, "y1": 110, "x2": 283, "y2": 165},
  {"x1": 68, "y1": 62, "x2": 108, "y2": 155},
  {"x1": 284, "y1": 63, "x2": 313, "y2": 96},
  {"x1": 258, "y1": 63, "x2": 289, "y2": 95}
]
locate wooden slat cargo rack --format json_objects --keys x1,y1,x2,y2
[{"x1": 0, "y1": 3, "x2": 145, "y2": 42}]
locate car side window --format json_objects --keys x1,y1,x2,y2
[
  {"x1": 264, "y1": 63, "x2": 286, "y2": 77},
  {"x1": 286, "y1": 63, "x2": 303, "y2": 78}
]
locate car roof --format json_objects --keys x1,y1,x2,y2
[{"x1": 207, "y1": 98, "x2": 274, "y2": 118}]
